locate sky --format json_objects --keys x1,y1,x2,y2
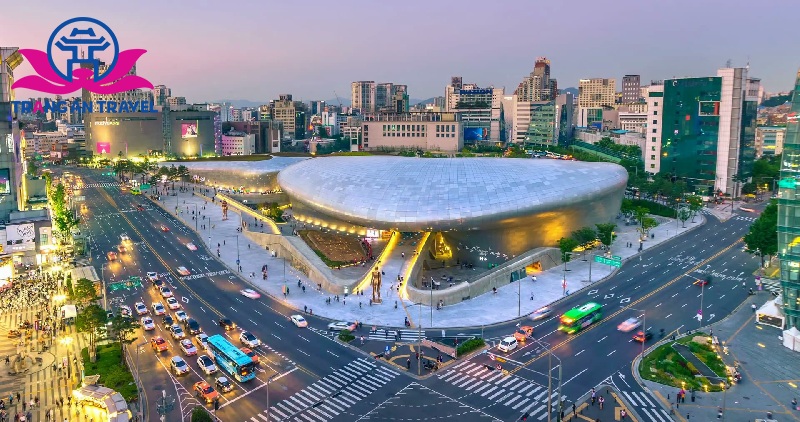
[{"x1": 3, "y1": 0, "x2": 799, "y2": 104}]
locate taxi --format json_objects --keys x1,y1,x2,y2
[{"x1": 193, "y1": 381, "x2": 219, "y2": 404}]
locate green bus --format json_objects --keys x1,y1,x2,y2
[{"x1": 558, "y1": 302, "x2": 602, "y2": 334}]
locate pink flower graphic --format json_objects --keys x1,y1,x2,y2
[{"x1": 11, "y1": 48, "x2": 154, "y2": 94}]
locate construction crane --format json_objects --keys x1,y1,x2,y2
[{"x1": 333, "y1": 91, "x2": 343, "y2": 108}]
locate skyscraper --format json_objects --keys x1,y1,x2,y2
[
  {"x1": 578, "y1": 78, "x2": 616, "y2": 108},
  {"x1": 351, "y1": 81, "x2": 376, "y2": 113},
  {"x1": 515, "y1": 57, "x2": 555, "y2": 102},
  {"x1": 375, "y1": 83, "x2": 393, "y2": 111},
  {"x1": 777, "y1": 69, "x2": 800, "y2": 330},
  {"x1": 621, "y1": 75, "x2": 641, "y2": 103}
]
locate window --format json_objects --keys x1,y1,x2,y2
[
  {"x1": 654, "y1": 102, "x2": 659, "y2": 106},
  {"x1": 650, "y1": 155, "x2": 656, "y2": 160},
  {"x1": 654, "y1": 111, "x2": 658, "y2": 116},
  {"x1": 652, "y1": 129, "x2": 657, "y2": 133},
  {"x1": 652, "y1": 120, "x2": 658, "y2": 124},
  {"x1": 652, "y1": 137, "x2": 656, "y2": 142},
  {"x1": 651, "y1": 146, "x2": 656, "y2": 151},
  {"x1": 650, "y1": 164, "x2": 655, "y2": 168}
]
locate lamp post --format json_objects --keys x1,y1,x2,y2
[
  {"x1": 221, "y1": 235, "x2": 241, "y2": 272},
  {"x1": 187, "y1": 203, "x2": 199, "y2": 232},
  {"x1": 134, "y1": 341, "x2": 147, "y2": 421},
  {"x1": 266, "y1": 373, "x2": 279, "y2": 421},
  {"x1": 686, "y1": 274, "x2": 708, "y2": 328},
  {"x1": 562, "y1": 252, "x2": 577, "y2": 296},
  {"x1": 523, "y1": 332, "x2": 561, "y2": 422},
  {"x1": 100, "y1": 263, "x2": 111, "y2": 310}
]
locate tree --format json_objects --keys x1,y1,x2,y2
[
  {"x1": 73, "y1": 277, "x2": 99, "y2": 305},
  {"x1": 620, "y1": 198, "x2": 635, "y2": 215},
  {"x1": 634, "y1": 206, "x2": 649, "y2": 238},
  {"x1": 558, "y1": 237, "x2": 580, "y2": 263},
  {"x1": 109, "y1": 315, "x2": 138, "y2": 364},
  {"x1": 595, "y1": 223, "x2": 617, "y2": 249},
  {"x1": 686, "y1": 195, "x2": 704, "y2": 222},
  {"x1": 743, "y1": 202, "x2": 778, "y2": 268},
  {"x1": 571, "y1": 227, "x2": 598, "y2": 252},
  {"x1": 641, "y1": 216, "x2": 659, "y2": 236},
  {"x1": 677, "y1": 206, "x2": 692, "y2": 228},
  {"x1": 76, "y1": 304, "x2": 107, "y2": 362},
  {"x1": 191, "y1": 406, "x2": 214, "y2": 422},
  {"x1": 27, "y1": 159, "x2": 39, "y2": 176}
]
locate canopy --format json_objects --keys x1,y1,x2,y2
[
  {"x1": 756, "y1": 296, "x2": 785, "y2": 329},
  {"x1": 61, "y1": 304, "x2": 77, "y2": 319},
  {"x1": 783, "y1": 327, "x2": 800, "y2": 352}
]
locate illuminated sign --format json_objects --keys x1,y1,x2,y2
[
  {"x1": 459, "y1": 89, "x2": 492, "y2": 95},
  {"x1": 94, "y1": 121, "x2": 119, "y2": 126}
]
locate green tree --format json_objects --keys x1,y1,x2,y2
[
  {"x1": 571, "y1": 227, "x2": 598, "y2": 250},
  {"x1": 641, "y1": 216, "x2": 659, "y2": 236},
  {"x1": 634, "y1": 206, "x2": 649, "y2": 238},
  {"x1": 76, "y1": 304, "x2": 107, "y2": 362},
  {"x1": 109, "y1": 315, "x2": 138, "y2": 364},
  {"x1": 743, "y1": 201, "x2": 778, "y2": 268},
  {"x1": 595, "y1": 223, "x2": 617, "y2": 249},
  {"x1": 27, "y1": 159, "x2": 39, "y2": 176},
  {"x1": 677, "y1": 206, "x2": 692, "y2": 228},
  {"x1": 73, "y1": 277, "x2": 99, "y2": 305},
  {"x1": 686, "y1": 195, "x2": 704, "y2": 222},
  {"x1": 558, "y1": 237, "x2": 580, "y2": 263},
  {"x1": 620, "y1": 198, "x2": 635, "y2": 215},
  {"x1": 191, "y1": 406, "x2": 214, "y2": 422}
]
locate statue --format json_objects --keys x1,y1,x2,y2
[{"x1": 371, "y1": 268, "x2": 382, "y2": 303}]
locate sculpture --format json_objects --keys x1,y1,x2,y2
[{"x1": 371, "y1": 268, "x2": 382, "y2": 303}]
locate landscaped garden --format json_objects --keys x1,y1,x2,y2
[
  {"x1": 638, "y1": 333, "x2": 729, "y2": 392},
  {"x1": 81, "y1": 343, "x2": 138, "y2": 401},
  {"x1": 298, "y1": 230, "x2": 368, "y2": 268}
]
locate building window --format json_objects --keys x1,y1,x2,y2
[
  {"x1": 652, "y1": 120, "x2": 658, "y2": 124},
  {"x1": 650, "y1": 155, "x2": 656, "y2": 160},
  {"x1": 652, "y1": 129, "x2": 657, "y2": 133},
  {"x1": 651, "y1": 146, "x2": 656, "y2": 151},
  {"x1": 653, "y1": 111, "x2": 658, "y2": 116},
  {"x1": 650, "y1": 164, "x2": 655, "y2": 168},
  {"x1": 654, "y1": 102, "x2": 659, "y2": 106}
]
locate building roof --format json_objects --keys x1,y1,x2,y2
[
  {"x1": 170, "y1": 156, "x2": 309, "y2": 176},
  {"x1": 278, "y1": 156, "x2": 627, "y2": 230}
]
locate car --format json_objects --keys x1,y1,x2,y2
[
  {"x1": 327, "y1": 321, "x2": 357, "y2": 332},
  {"x1": 117, "y1": 245, "x2": 126, "y2": 253},
  {"x1": 514, "y1": 326, "x2": 533, "y2": 342},
  {"x1": 185, "y1": 318, "x2": 202, "y2": 335},
  {"x1": 107, "y1": 251, "x2": 117, "y2": 261},
  {"x1": 141, "y1": 317, "x2": 155, "y2": 331},
  {"x1": 193, "y1": 381, "x2": 219, "y2": 404},
  {"x1": 530, "y1": 307, "x2": 553, "y2": 321},
  {"x1": 218, "y1": 318, "x2": 236, "y2": 331},
  {"x1": 240, "y1": 347, "x2": 259, "y2": 364},
  {"x1": 170, "y1": 324, "x2": 186, "y2": 340},
  {"x1": 160, "y1": 287, "x2": 173, "y2": 298},
  {"x1": 498, "y1": 336, "x2": 518, "y2": 353},
  {"x1": 617, "y1": 317, "x2": 642, "y2": 333},
  {"x1": 215, "y1": 376, "x2": 234, "y2": 393},
  {"x1": 186, "y1": 243, "x2": 198, "y2": 251},
  {"x1": 162, "y1": 315, "x2": 174, "y2": 328},
  {"x1": 152, "y1": 279, "x2": 164, "y2": 290},
  {"x1": 197, "y1": 355, "x2": 217, "y2": 375},
  {"x1": 120, "y1": 234, "x2": 130, "y2": 242},
  {"x1": 152, "y1": 302, "x2": 166, "y2": 316},
  {"x1": 136, "y1": 205, "x2": 144, "y2": 211},
  {"x1": 240, "y1": 288, "x2": 261, "y2": 299},
  {"x1": 179, "y1": 339, "x2": 198, "y2": 356},
  {"x1": 134, "y1": 302, "x2": 148, "y2": 316},
  {"x1": 166, "y1": 297, "x2": 181, "y2": 310},
  {"x1": 694, "y1": 277, "x2": 711, "y2": 287},
  {"x1": 239, "y1": 331, "x2": 261, "y2": 348},
  {"x1": 170, "y1": 356, "x2": 190, "y2": 376},
  {"x1": 633, "y1": 330, "x2": 653, "y2": 343},
  {"x1": 195, "y1": 333, "x2": 210, "y2": 350},
  {"x1": 175, "y1": 310, "x2": 188, "y2": 323},
  {"x1": 146, "y1": 272, "x2": 159, "y2": 282},
  {"x1": 177, "y1": 266, "x2": 191, "y2": 276},
  {"x1": 119, "y1": 305, "x2": 133, "y2": 318},
  {"x1": 290, "y1": 315, "x2": 308, "y2": 328},
  {"x1": 160, "y1": 225, "x2": 170, "y2": 232},
  {"x1": 150, "y1": 337, "x2": 168, "y2": 353}
]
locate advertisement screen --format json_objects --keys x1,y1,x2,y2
[
  {"x1": 96, "y1": 142, "x2": 111, "y2": 154},
  {"x1": 0, "y1": 169, "x2": 10, "y2": 195},
  {"x1": 181, "y1": 123, "x2": 198, "y2": 138},
  {"x1": 464, "y1": 127, "x2": 489, "y2": 141},
  {"x1": 6, "y1": 223, "x2": 35, "y2": 252}
]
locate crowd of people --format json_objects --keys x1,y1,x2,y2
[{"x1": 0, "y1": 271, "x2": 58, "y2": 315}]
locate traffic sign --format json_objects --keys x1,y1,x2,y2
[{"x1": 594, "y1": 255, "x2": 622, "y2": 267}]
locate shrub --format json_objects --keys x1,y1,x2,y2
[
  {"x1": 338, "y1": 331, "x2": 355, "y2": 342},
  {"x1": 191, "y1": 407, "x2": 213, "y2": 421},
  {"x1": 456, "y1": 338, "x2": 485, "y2": 356},
  {"x1": 686, "y1": 362, "x2": 699, "y2": 375}
]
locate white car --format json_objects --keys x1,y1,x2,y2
[
  {"x1": 240, "y1": 289, "x2": 261, "y2": 299},
  {"x1": 197, "y1": 355, "x2": 217, "y2": 375},
  {"x1": 175, "y1": 310, "x2": 188, "y2": 323},
  {"x1": 152, "y1": 302, "x2": 166, "y2": 316},
  {"x1": 327, "y1": 321, "x2": 357, "y2": 332},
  {"x1": 179, "y1": 339, "x2": 197, "y2": 356},
  {"x1": 530, "y1": 307, "x2": 553, "y2": 321},
  {"x1": 177, "y1": 267, "x2": 191, "y2": 276},
  {"x1": 120, "y1": 233, "x2": 130, "y2": 242},
  {"x1": 166, "y1": 297, "x2": 181, "y2": 310},
  {"x1": 195, "y1": 333, "x2": 210, "y2": 350},
  {"x1": 290, "y1": 315, "x2": 308, "y2": 328},
  {"x1": 170, "y1": 324, "x2": 186, "y2": 340},
  {"x1": 170, "y1": 356, "x2": 189, "y2": 376},
  {"x1": 186, "y1": 243, "x2": 198, "y2": 251},
  {"x1": 120, "y1": 305, "x2": 133, "y2": 318},
  {"x1": 146, "y1": 272, "x2": 159, "y2": 282},
  {"x1": 498, "y1": 336, "x2": 518, "y2": 353},
  {"x1": 160, "y1": 287, "x2": 173, "y2": 298},
  {"x1": 239, "y1": 331, "x2": 261, "y2": 348},
  {"x1": 617, "y1": 317, "x2": 642, "y2": 333},
  {"x1": 134, "y1": 302, "x2": 148, "y2": 316},
  {"x1": 141, "y1": 317, "x2": 155, "y2": 331}
]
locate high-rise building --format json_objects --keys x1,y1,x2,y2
[
  {"x1": 87, "y1": 62, "x2": 153, "y2": 106},
  {"x1": 309, "y1": 100, "x2": 326, "y2": 116},
  {"x1": 153, "y1": 85, "x2": 171, "y2": 107},
  {"x1": 777, "y1": 69, "x2": 800, "y2": 330},
  {"x1": 515, "y1": 57, "x2": 556, "y2": 102},
  {"x1": 271, "y1": 94, "x2": 306, "y2": 139},
  {"x1": 648, "y1": 67, "x2": 757, "y2": 196},
  {"x1": 375, "y1": 83, "x2": 393, "y2": 111},
  {"x1": 755, "y1": 126, "x2": 786, "y2": 157},
  {"x1": 166, "y1": 96, "x2": 187, "y2": 109},
  {"x1": 351, "y1": 81, "x2": 376, "y2": 113},
  {"x1": 621, "y1": 75, "x2": 641, "y2": 103},
  {"x1": 578, "y1": 78, "x2": 616, "y2": 108},
  {"x1": 445, "y1": 78, "x2": 505, "y2": 143}
]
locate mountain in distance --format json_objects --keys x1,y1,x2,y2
[
  {"x1": 214, "y1": 97, "x2": 430, "y2": 109},
  {"x1": 213, "y1": 99, "x2": 267, "y2": 108},
  {"x1": 413, "y1": 97, "x2": 435, "y2": 106},
  {"x1": 560, "y1": 87, "x2": 578, "y2": 97}
]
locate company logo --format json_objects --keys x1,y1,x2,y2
[{"x1": 11, "y1": 17, "x2": 154, "y2": 95}]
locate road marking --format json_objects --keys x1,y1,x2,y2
[
  {"x1": 219, "y1": 367, "x2": 298, "y2": 409},
  {"x1": 665, "y1": 314, "x2": 672, "y2": 318},
  {"x1": 271, "y1": 333, "x2": 281, "y2": 340},
  {"x1": 181, "y1": 296, "x2": 189, "y2": 303},
  {"x1": 298, "y1": 336, "x2": 310, "y2": 343},
  {"x1": 607, "y1": 350, "x2": 616, "y2": 356},
  {"x1": 249, "y1": 319, "x2": 258, "y2": 326},
  {"x1": 597, "y1": 336, "x2": 607, "y2": 343},
  {"x1": 296, "y1": 349, "x2": 310, "y2": 357},
  {"x1": 327, "y1": 350, "x2": 339, "y2": 358},
  {"x1": 619, "y1": 297, "x2": 631, "y2": 304},
  {"x1": 672, "y1": 293, "x2": 679, "y2": 297},
  {"x1": 655, "y1": 303, "x2": 662, "y2": 308},
  {"x1": 562, "y1": 368, "x2": 588, "y2": 386},
  {"x1": 254, "y1": 310, "x2": 262, "y2": 315},
  {"x1": 575, "y1": 350, "x2": 585, "y2": 356},
  {"x1": 719, "y1": 294, "x2": 725, "y2": 299},
  {"x1": 681, "y1": 303, "x2": 687, "y2": 308}
]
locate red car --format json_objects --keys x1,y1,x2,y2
[
  {"x1": 160, "y1": 225, "x2": 170, "y2": 232},
  {"x1": 151, "y1": 337, "x2": 168, "y2": 353}
]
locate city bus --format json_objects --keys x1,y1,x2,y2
[
  {"x1": 558, "y1": 302, "x2": 602, "y2": 334},
  {"x1": 206, "y1": 334, "x2": 257, "y2": 382}
]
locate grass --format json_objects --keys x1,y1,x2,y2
[
  {"x1": 81, "y1": 343, "x2": 139, "y2": 401},
  {"x1": 688, "y1": 340, "x2": 728, "y2": 378},
  {"x1": 456, "y1": 338, "x2": 485, "y2": 356},
  {"x1": 338, "y1": 331, "x2": 355, "y2": 342},
  {"x1": 638, "y1": 340, "x2": 725, "y2": 392},
  {"x1": 169, "y1": 154, "x2": 273, "y2": 162},
  {"x1": 297, "y1": 230, "x2": 361, "y2": 268},
  {"x1": 329, "y1": 151, "x2": 374, "y2": 156}
]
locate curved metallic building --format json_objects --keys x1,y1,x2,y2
[
  {"x1": 177, "y1": 156, "x2": 308, "y2": 192},
  {"x1": 279, "y1": 156, "x2": 628, "y2": 262}
]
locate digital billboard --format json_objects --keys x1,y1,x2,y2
[
  {"x1": 464, "y1": 127, "x2": 489, "y2": 141},
  {"x1": 6, "y1": 223, "x2": 36, "y2": 252},
  {"x1": 0, "y1": 169, "x2": 10, "y2": 195},
  {"x1": 96, "y1": 142, "x2": 111, "y2": 154},
  {"x1": 181, "y1": 123, "x2": 198, "y2": 138}
]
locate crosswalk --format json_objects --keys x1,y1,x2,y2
[
  {"x1": 758, "y1": 279, "x2": 782, "y2": 295},
  {"x1": 73, "y1": 182, "x2": 121, "y2": 189},
  {"x1": 619, "y1": 390, "x2": 673, "y2": 422},
  {"x1": 310, "y1": 327, "x2": 425, "y2": 343},
  {"x1": 249, "y1": 358, "x2": 400, "y2": 422},
  {"x1": 734, "y1": 215, "x2": 756, "y2": 222},
  {"x1": 437, "y1": 360, "x2": 565, "y2": 420}
]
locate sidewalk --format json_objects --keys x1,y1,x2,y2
[{"x1": 154, "y1": 182, "x2": 705, "y2": 328}]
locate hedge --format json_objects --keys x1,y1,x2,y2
[
  {"x1": 456, "y1": 338, "x2": 485, "y2": 356},
  {"x1": 338, "y1": 331, "x2": 355, "y2": 342},
  {"x1": 626, "y1": 198, "x2": 677, "y2": 218}
]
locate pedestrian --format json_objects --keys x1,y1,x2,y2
[
  {"x1": 572, "y1": 403, "x2": 577, "y2": 416},
  {"x1": 590, "y1": 388, "x2": 596, "y2": 405},
  {"x1": 620, "y1": 409, "x2": 626, "y2": 420},
  {"x1": 360, "y1": 336, "x2": 364, "y2": 345},
  {"x1": 406, "y1": 358, "x2": 411, "y2": 370},
  {"x1": 598, "y1": 396, "x2": 605, "y2": 410}
]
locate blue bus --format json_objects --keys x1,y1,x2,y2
[{"x1": 206, "y1": 334, "x2": 257, "y2": 382}]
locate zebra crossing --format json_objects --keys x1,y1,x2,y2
[
  {"x1": 249, "y1": 358, "x2": 400, "y2": 422},
  {"x1": 758, "y1": 279, "x2": 782, "y2": 295},
  {"x1": 734, "y1": 215, "x2": 756, "y2": 222},
  {"x1": 619, "y1": 390, "x2": 673, "y2": 422},
  {"x1": 310, "y1": 327, "x2": 425, "y2": 343},
  {"x1": 437, "y1": 360, "x2": 565, "y2": 420},
  {"x1": 73, "y1": 182, "x2": 121, "y2": 189}
]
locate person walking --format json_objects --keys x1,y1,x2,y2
[
  {"x1": 598, "y1": 396, "x2": 605, "y2": 410},
  {"x1": 620, "y1": 409, "x2": 626, "y2": 420},
  {"x1": 406, "y1": 358, "x2": 411, "y2": 370}
]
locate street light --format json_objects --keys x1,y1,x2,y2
[
  {"x1": 187, "y1": 203, "x2": 199, "y2": 232},
  {"x1": 100, "y1": 263, "x2": 112, "y2": 310},
  {"x1": 266, "y1": 373, "x2": 279, "y2": 421},
  {"x1": 562, "y1": 252, "x2": 577, "y2": 296},
  {"x1": 134, "y1": 341, "x2": 148, "y2": 421},
  {"x1": 522, "y1": 328, "x2": 562, "y2": 422},
  {"x1": 220, "y1": 235, "x2": 240, "y2": 271}
]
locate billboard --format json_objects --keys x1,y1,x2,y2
[
  {"x1": 6, "y1": 223, "x2": 36, "y2": 252},
  {"x1": 464, "y1": 127, "x2": 489, "y2": 141},
  {"x1": 181, "y1": 123, "x2": 198, "y2": 138},
  {"x1": 96, "y1": 142, "x2": 111, "y2": 154},
  {"x1": 0, "y1": 169, "x2": 10, "y2": 195},
  {"x1": 459, "y1": 89, "x2": 492, "y2": 95}
]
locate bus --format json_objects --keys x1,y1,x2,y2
[
  {"x1": 206, "y1": 334, "x2": 257, "y2": 382},
  {"x1": 558, "y1": 302, "x2": 602, "y2": 334}
]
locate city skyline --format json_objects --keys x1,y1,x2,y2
[{"x1": 3, "y1": 0, "x2": 799, "y2": 104}]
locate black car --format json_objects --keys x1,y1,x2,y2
[
  {"x1": 185, "y1": 318, "x2": 202, "y2": 335},
  {"x1": 215, "y1": 376, "x2": 234, "y2": 393},
  {"x1": 218, "y1": 318, "x2": 236, "y2": 331},
  {"x1": 153, "y1": 279, "x2": 164, "y2": 290},
  {"x1": 162, "y1": 315, "x2": 174, "y2": 329}
]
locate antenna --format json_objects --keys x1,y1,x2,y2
[{"x1": 726, "y1": 59, "x2": 732, "y2": 68}]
